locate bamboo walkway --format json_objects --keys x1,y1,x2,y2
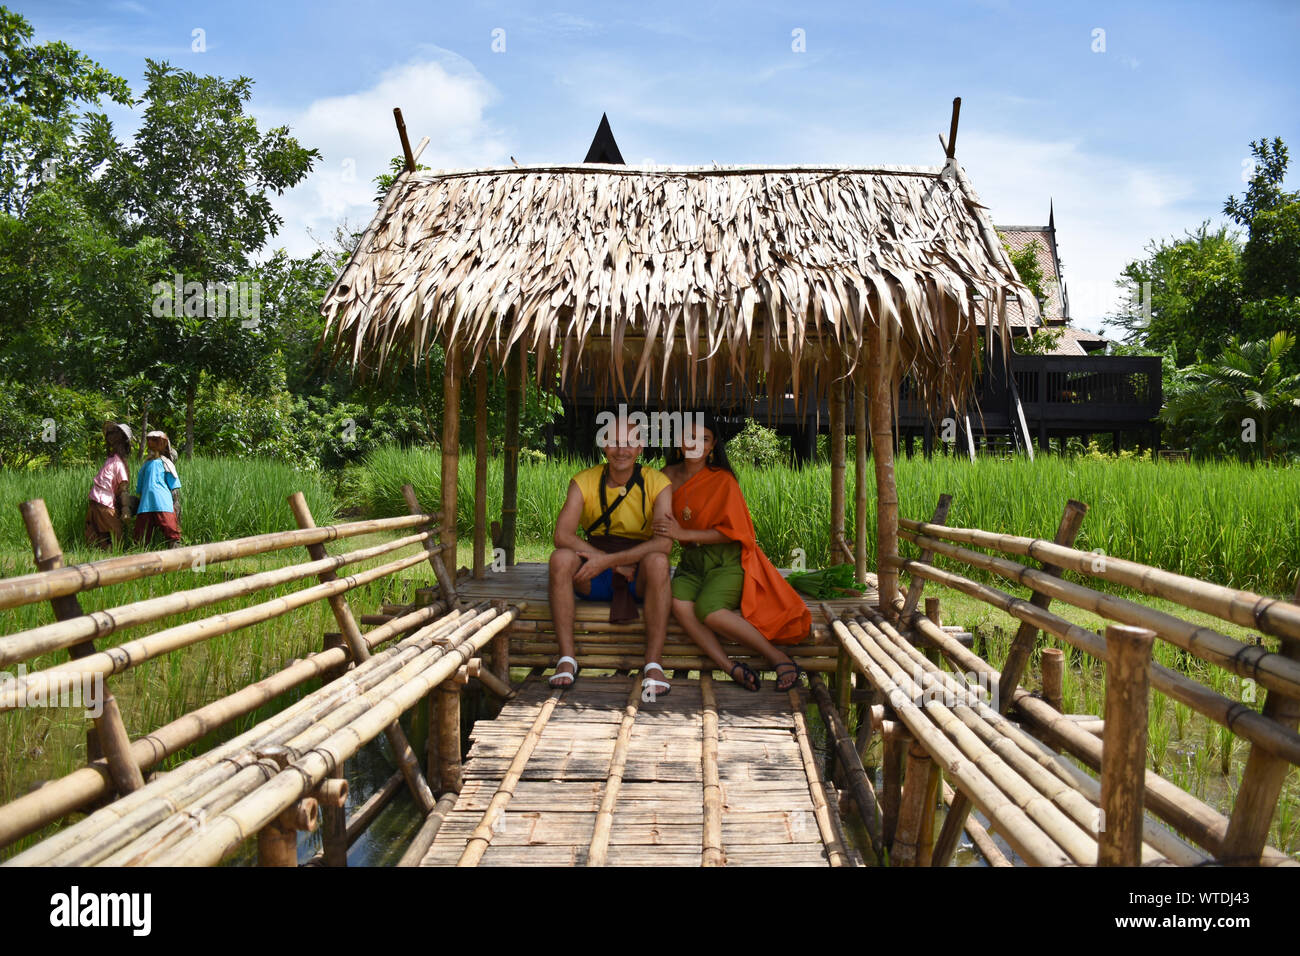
[{"x1": 419, "y1": 674, "x2": 861, "y2": 866}]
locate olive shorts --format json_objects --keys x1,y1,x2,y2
[{"x1": 671, "y1": 542, "x2": 745, "y2": 620}]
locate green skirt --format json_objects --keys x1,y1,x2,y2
[{"x1": 671, "y1": 542, "x2": 745, "y2": 619}]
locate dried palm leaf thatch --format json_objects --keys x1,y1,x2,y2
[{"x1": 320, "y1": 161, "x2": 1037, "y2": 415}]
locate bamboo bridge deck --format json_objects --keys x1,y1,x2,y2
[{"x1": 419, "y1": 674, "x2": 861, "y2": 866}]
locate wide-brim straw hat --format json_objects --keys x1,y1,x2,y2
[
  {"x1": 145, "y1": 430, "x2": 177, "y2": 459},
  {"x1": 104, "y1": 421, "x2": 134, "y2": 444}
]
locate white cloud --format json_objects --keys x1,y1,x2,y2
[{"x1": 261, "y1": 52, "x2": 508, "y2": 258}]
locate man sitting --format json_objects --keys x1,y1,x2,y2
[{"x1": 547, "y1": 417, "x2": 673, "y2": 698}]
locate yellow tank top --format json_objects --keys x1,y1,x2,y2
[{"x1": 573, "y1": 464, "x2": 671, "y2": 541}]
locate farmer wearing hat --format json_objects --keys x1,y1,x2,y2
[
  {"x1": 134, "y1": 430, "x2": 183, "y2": 547},
  {"x1": 85, "y1": 422, "x2": 134, "y2": 549}
]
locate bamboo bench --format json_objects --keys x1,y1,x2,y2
[
  {"x1": 0, "y1": 486, "x2": 502, "y2": 866},
  {"x1": 829, "y1": 493, "x2": 1300, "y2": 866}
]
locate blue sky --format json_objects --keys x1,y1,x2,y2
[{"x1": 15, "y1": 0, "x2": 1300, "y2": 331}]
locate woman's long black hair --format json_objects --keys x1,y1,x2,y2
[{"x1": 664, "y1": 410, "x2": 735, "y2": 476}]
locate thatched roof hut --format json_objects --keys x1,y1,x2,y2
[{"x1": 320, "y1": 108, "x2": 1036, "y2": 612}]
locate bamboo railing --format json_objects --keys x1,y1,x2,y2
[
  {"x1": 0, "y1": 483, "x2": 503, "y2": 867},
  {"x1": 841, "y1": 492, "x2": 1300, "y2": 867}
]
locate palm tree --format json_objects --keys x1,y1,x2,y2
[{"x1": 1161, "y1": 331, "x2": 1300, "y2": 461}]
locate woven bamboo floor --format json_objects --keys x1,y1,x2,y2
[{"x1": 419, "y1": 674, "x2": 862, "y2": 866}]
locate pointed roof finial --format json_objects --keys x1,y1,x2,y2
[
  {"x1": 1048, "y1": 198, "x2": 1055, "y2": 231},
  {"x1": 583, "y1": 113, "x2": 625, "y2": 164}
]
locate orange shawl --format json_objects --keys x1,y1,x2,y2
[{"x1": 673, "y1": 466, "x2": 811, "y2": 645}]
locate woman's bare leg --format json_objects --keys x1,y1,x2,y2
[
  {"x1": 701, "y1": 609, "x2": 799, "y2": 688},
  {"x1": 671, "y1": 599, "x2": 734, "y2": 672}
]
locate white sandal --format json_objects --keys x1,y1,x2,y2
[
  {"x1": 549, "y1": 655, "x2": 580, "y2": 689},
  {"x1": 641, "y1": 662, "x2": 671, "y2": 700}
]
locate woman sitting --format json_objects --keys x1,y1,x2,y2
[{"x1": 655, "y1": 414, "x2": 812, "y2": 691}]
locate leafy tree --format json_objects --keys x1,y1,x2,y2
[
  {"x1": 1160, "y1": 332, "x2": 1300, "y2": 461},
  {"x1": 1004, "y1": 237, "x2": 1047, "y2": 307},
  {"x1": 90, "y1": 60, "x2": 319, "y2": 455}
]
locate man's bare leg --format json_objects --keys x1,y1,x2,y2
[
  {"x1": 547, "y1": 548, "x2": 589, "y2": 686},
  {"x1": 636, "y1": 553, "x2": 671, "y2": 670}
]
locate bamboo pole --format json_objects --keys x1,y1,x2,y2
[
  {"x1": 475, "y1": 666, "x2": 516, "y2": 701},
  {"x1": 899, "y1": 494, "x2": 954, "y2": 620},
  {"x1": 317, "y1": 778, "x2": 349, "y2": 868},
  {"x1": 8, "y1": 607, "x2": 486, "y2": 866},
  {"x1": 892, "y1": 741, "x2": 935, "y2": 867},
  {"x1": 396, "y1": 791, "x2": 458, "y2": 866},
  {"x1": 700, "y1": 673, "x2": 725, "y2": 867},
  {"x1": 854, "y1": 369, "x2": 868, "y2": 583},
  {"x1": 502, "y1": 344, "x2": 522, "y2": 565},
  {"x1": 891, "y1": 556, "x2": 1300, "y2": 765},
  {"x1": 941, "y1": 782, "x2": 1011, "y2": 867},
  {"x1": 436, "y1": 681, "x2": 462, "y2": 794},
  {"x1": 1042, "y1": 648, "x2": 1064, "y2": 712},
  {"x1": 896, "y1": 606, "x2": 1281, "y2": 864},
  {"x1": 18, "y1": 499, "x2": 144, "y2": 795},
  {"x1": 145, "y1": 609, "x2": 518, "y2": 866},
  {"x1": 881, "y1": 724, "x2": 904, "y2": 849},
  {"x1": 868, "y1": 325, "x2": 900, "y2": 611},
  {"x1": 1219, "y1": 581, "x2": 1300, "y2": 865},
  {"x1": 0, "y1": 529, "x2": 434, "y2": 666},
  {"x1": 808, "y1": 674, "x2": 883, "y2": 861},
  {"x1": 0, "y1": 509, "x2": 434, "y2": 612},
  {"x1": 402, "y1": 484, "x2": 458, "y2": 604},
  {"x1": 1098, "y1": 624, "x2": 1156, "y2": 866},
  {"x1": 473, "y1": 370, "x2": 488, "y2": 578},
  {"x1": 995, "y1": 499, "x2": 1089, "y2": 712},
  {"x1": 442, "y1": 347, "x2": 461, "y2": 575},
  {"x1": 897, "y1": 516, "x2": 1300, "y2": 644},
  {"x1": 458, "y1": 686, "x2": 563, "y2": 866},
  {"x1": 506, "y1": 653, "x2": 839, "y2": 672},
  {"x1": 289, "y1": 492, "x2": 436, "y2": 814},
  {"x1": 589, "y1": 678, "x2": 643, "y2": 866},
  {"x1": 0, "y1": 548, "x2": 433, "y2": 710},
  {"x1": 829, "y1": 365, "x2": 847, "y2": 568},
  {"x1": 789, "y1": 687, "x2": 850, "y2": 866}
]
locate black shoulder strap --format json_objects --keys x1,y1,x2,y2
[{"x1": 585, "y1": 463, "x2": 645, "y2": 537}]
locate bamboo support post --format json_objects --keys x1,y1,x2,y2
[
  {"x1": 867, "y1": 332, "x2": 900, "y2": 611},
  {"x1": 789, "y1": 687, "x2": 849, "y2": 866},
  {"x1": 255, "y1": 746, "x2": 317, "y2": 867},
  {"x1": 436, "y1": 682, "x2": 463, "y2": 794},
  {"x1": 942, "y1": 782, "x2": 1010, "y2": 867},
  {"x1": 1220, "y1": 581, "x2": 1300, "y2": 864},
  {"x1": 288, "y1": 492, "x2": 436, "y2": 814},
  {"x1": 459, "y1": 687, "x2": 563, "y2": 866},
  {"x1": 996, "y1": 499, "x2": 1089, "y2": 712},
  {"x1": 502, "y1": 344, "x2": 522, "y2": 565},
  {"x1": 854, "y1": 368, "x2": 868, "y2": 583},
  {"x1": 881, "y1": 723, "x2": 905, "y2": 849},
  {"x1": 1099, "y1": 624, "x2": 1156, "y2": 866},
  {"x1": 317, "y1": 778, "x2": 349, "y2": 868},
  {"x1": 808, "y1": 674, "x2": 883, "y2": 861},
  {"x1": 589, "y1": 678, "x2": 643, "y2": 866},
  {"x1": 701, "y1": 673, "x2": 725, "y2": 867},
  {"x1": 473, "y1": 369, "x2": 488, "y2": 578},
  {"x1": 441, "y1": 348, "x2": 461, "y2": 574},
  {"x1": 900, "y1": 494, "x2": 953, "y2": 620},
  {"x1": 829, "y1": 365, "x2": 847, "y2": 567},
  {"x1": 19, "y1": 499, "x2": 144, "y2": 795},
  {"x1": 893, "y1": 741, "x2": 936, "y2": 867},
  {"x1": 396, "y1": 791, "x2": 458, "y2": 866},
  {"x1": 402, "y1": 484, "x2": 457, "y2": 604},
  {"x1": 1042, "y1": 647, "x2": 1064, "y2": 712}
]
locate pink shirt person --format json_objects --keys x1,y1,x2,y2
[{"x1": 90, "y1": 454, "x2": 129, "y2": 507}]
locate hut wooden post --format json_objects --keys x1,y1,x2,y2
[
  {"x1": 435, "y1": 678, "x2": 464, "y2": 794},
  {"x1": 880, "y1": 722, "x2": 906, "y2": 849},
  {"x1": 441, "y1": 347, "x2": 461, "y2": 575},
  {"x1": 1098, "y1": 624, "x2": 1156, "y2": 866},
  {"x1": 829, "y1": 363, "x2": 847, "y2": 567},
  {"x1": 995, "y1": 499, "x2": 1089, "y2": 712},
  {"x1": 1219, "y1": 579, "x2": 1300, "y2": 864},
  {"x1": 317, "y1": 778, "x2": 349, "y2": 868},
  {"x1": 867, "y1": 330, "x2": 900, "y2": 612},
  {"x1": 854, "y1": 367, "x2": 869, "y2": 583},
  {"x1": 502, "y1": 344, "x2": 522, "y2": 566},
  {"x1": 401, "y1": 483, "x2": 457, "y2": 603},
  {"x1": 491, "y1": 599, "x2": 511, "y2": 687},
  {"x1": 19, "y1": 500, "x2": 144, "y2": 796},
  {"x1": 473, "y1": 369, "x2": 488, "y2": 579},
  {"x1": 287, "y1": 492, "x2": 437, "y2": 814}
]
